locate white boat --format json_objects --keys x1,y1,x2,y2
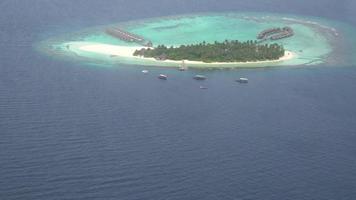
[
  {"x1": 194, "y1": 75, "x2": 207, "y2": 80},
  {"x1": 178, "y1": 60, "x2": 188, "y2": 71},
  {"x1": 142, "y1": 70, "x2": 149, "y2": 74},
  {"x1": 199, "y1": 86, "x2": 208, "y2": 89},
  {"x1": 236, "y1": 78, "x2": 248, "y2": 83},
  {"x1": 158, "y1": 74, "x2": 168, "y2": 80}
]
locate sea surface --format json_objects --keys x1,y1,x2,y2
[{"x1": 1, "y1": 0, "x2": 356, "y2": 200}]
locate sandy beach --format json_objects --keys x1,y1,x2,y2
[{"x1": 78, "y1": 43, "x2": 296, "y2": 67}]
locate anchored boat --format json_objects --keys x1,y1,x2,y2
[
  {"x1": 193, "y1": 75, "x2": 207, "y2": 80},
  {"x1": 236, "y1": 78, "x2": 248, "y2": 83},
  {"x1": 179, "y1": 60, "x2": 188, "y2": 71},
  {"x1": 158, "y1": 74, "x2": 168, "y2": 80}
]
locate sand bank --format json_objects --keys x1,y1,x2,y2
[{"x1": 78, "y1": 43, "x2": 295, "y2": 67}]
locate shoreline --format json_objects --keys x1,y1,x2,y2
[
  {"x1": 77, "y1": 43, "x2": 296, "y2": 67},
  {"x1": 35, "y1": 11, "x2": 352, "y2": 67}
]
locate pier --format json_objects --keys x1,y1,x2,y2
[
  {"x1": 106, "y1": 27, "x2": 153, "y2": 47},
  {"x1": 257, "y1": 27, "x2": 294, "y2": 41}
]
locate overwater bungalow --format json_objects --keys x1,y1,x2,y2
[
  {"x1": 257, "y1": 26, "x2": 294, "y2": 41},
  {"x1": 106, "y1": 27, "x2": 153, "y2": 47}
]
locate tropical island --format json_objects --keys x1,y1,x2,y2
[
  {"x1": 133, "y1": 40, "x2": 285, "y2": 63},
  {"x1": 38, "y1": 12, "x2": 343, "y2": 68}
]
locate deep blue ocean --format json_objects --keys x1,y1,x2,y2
[{"x1": 1, "y1": 0, "x2": 356, "y2": 199}]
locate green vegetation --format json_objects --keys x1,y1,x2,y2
[{"x1": 133, "y1": 40, "x2": 285, "y2": 63}]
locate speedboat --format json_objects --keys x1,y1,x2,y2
[
  {"x1": 193, "y1": 75, "x2": 207, "y2": 80},
  {"x1": 199, "y1": 86, "x2": 208, "y2": 89},
  {"x1": 158, "y1": 74, "x2": 168, "y2": 80},
  {"x1": 236, "y1": 78, "x2": 248, "y2": 83},
  {"x1": 142, "y1": 70, "x2": 149, "y2": 74}
]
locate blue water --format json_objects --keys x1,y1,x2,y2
[{"x1": 1, "y1": 1, "x2": 356, "y2": 199}]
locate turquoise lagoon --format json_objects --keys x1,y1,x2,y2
[{"x1": 37, "y1": 12, "x2": 356, "y2": 68}]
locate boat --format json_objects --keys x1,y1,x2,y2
[
  {"x1": 193, "y1": 75, "x2": 207, "y2": 80},
  {"x1": 236, "y1": 78, "x2": 249, "y2": 83},
  {"x1": 178, "y1": 60, "x2": 188, "y2": 71},
  {"x1": 158, "y1": 74, "x2": 168, "y2": 80},
  {"x1": 199, "y1": 86, "x2": 208, "y2": 90},
  {"x1": 142, "y1": 70, "x2": 149, "y2": 74}
]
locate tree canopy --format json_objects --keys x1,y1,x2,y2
[{"x1": 133, "y1": 40, "x2": 285, "y2": 63}]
